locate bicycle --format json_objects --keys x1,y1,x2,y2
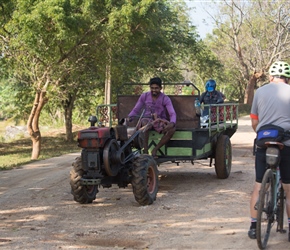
[{"x1": 255, "y1": 141, "x2": 286, "y2": 249}]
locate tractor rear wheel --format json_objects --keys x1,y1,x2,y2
[
  {"x1": 132, "y1": 155, "x2": 159, "y2": 205},
  {"x1": 215, "y1": 135, "x2": 232, "y2": 179},
  {"x1": 70, "y1": 157, "x2": 98, "y2": 204}
]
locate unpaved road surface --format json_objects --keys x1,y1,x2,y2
[{"x1": 1, "y1": 116, "x2": 289, "y2": 250}]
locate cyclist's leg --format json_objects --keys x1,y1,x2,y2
[
  {"x1": 278, "y1": 145, "x2": 290, "y2": 241},
  {"x1": 282, "y1": 184, "x2": 290, "y2": 223},
  {"x1": 250, "y1": 182, "x2": 261, "y2": 222},
  {"x1": 276, "y1": 186, "x2": 285, "y2": 233},
  {"x1": 249, "y1": 147, "x2": 267, "y2": 239},
  {"x1": 280, "y1": 183, "x2": 290, "y2": 242}
]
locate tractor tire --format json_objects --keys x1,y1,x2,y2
[
  {"x1": 70, "y1": 157, "x2": 98, "y2": 204},
  {"x1": 215, "y1": 135, "x2": 232, "y2": 179},
  {"x1": 132, "y1": 155, "x2": 159, "y2": 206}
]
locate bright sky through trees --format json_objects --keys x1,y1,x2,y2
[{"x1": 186, "y1": 0, "x2": 215, "y2": 38}]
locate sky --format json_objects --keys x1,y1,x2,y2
[{"x1": 185, "y1": 1, "x2": 216, "y2": 38}]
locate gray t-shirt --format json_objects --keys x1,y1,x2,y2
[{"x1": 251, "y1": 82, "x2": 290, "y2": 146}]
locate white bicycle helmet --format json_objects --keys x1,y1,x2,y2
[{"x1": 269, "y1": 61, "x2": 290, "y2": 78}]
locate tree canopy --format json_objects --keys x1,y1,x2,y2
[
  {"x1": 0, "y1": 0, "x2": 206, "y2": 158},
  {"x1": 204, "y1": 0, "x2": 290, "y2": 103}
]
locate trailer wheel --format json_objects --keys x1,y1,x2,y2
[
  {"x1": 132, "y1": 155, "x2": 159, "y2": 205},
  {"x1": 215, "y1": 135, "x2": 232, "y2": 179},
  {"x1": 70, "y1": 157, "x2": 98, "y2": 204}
]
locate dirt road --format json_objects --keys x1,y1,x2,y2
[{"x1": 1, "y1": 116, "x2": 289, "y2": 249}]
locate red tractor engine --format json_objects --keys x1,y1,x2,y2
[{"x1": 69, "y1": 116, "x2": 158, "y2": 205}]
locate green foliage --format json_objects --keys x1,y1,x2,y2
[
  {"x1": 0, "y1": 78, "x2": 33, "y2": 121},
  {"x1": 0, "y1": 0, "x2": 212, "y2": 133},
  {"x1": 204, "y1": 0, "x2": 290, "y2": 103},
  {"x1": 238, "y1": 104, "x2": 251, "y2": 116}
]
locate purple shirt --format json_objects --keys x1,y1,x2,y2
[{"x1": 128, "y1": 92, "x2": 176, "y2": 124}]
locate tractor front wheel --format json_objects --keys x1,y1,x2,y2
[
  {"x1": 70, "y1": 157, "x2": 98, "y2": 204},
  {"x1": 131, "y1": 155, "x2": 159, "y2": 205}
]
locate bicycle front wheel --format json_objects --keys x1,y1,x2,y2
[{"x1": 256, "y1": 169, "x2": 275, "y2": 249}]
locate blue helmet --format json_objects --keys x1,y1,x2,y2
[{"x1": 205, "y1": 79, "x2": 216, "y2": 92}]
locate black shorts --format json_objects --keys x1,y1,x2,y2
[{"x1": 255, "y1": 146, "x2": 290, "y2": 184}]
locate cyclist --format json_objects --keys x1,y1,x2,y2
[{"x1": 248, "y1": 61, "x2": 290, "y2": 242}]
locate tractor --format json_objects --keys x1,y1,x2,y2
[{"x1": 70, "y1": 82, "x2": 238, "y2": 206}]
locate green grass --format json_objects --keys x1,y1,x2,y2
[
  {"x1": 0, "y1": 135, "x2": 80, "y2": 170},
  {"x1": 0, "y1": 119, "x2": 86, "y2": 170}
]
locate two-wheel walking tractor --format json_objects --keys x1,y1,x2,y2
[{"x1": 70, "y1": 83, "x2": 238, "y2": 206}]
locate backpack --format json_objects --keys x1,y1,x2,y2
[{"x1": 256, "y1": 124, "x2": 285, "y2": 148}]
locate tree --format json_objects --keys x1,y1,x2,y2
[
  {"x1": 185, "y1": 39, "x2": 224, "y2": 92},
  {"x1": 1, "y1": 0, "x2": 109, "y2": 158},
  {"x1": 102, "y1": 0, "x2": 201, "y2": 101},
  {"x1": 1, "y1": 0, "x2": 201, "y2": 158},
  {"x1": 206, "y1": 0, "x2": 290, "y2": 104}
]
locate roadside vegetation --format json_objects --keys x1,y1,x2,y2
[
  {"x1": 0, "y1": 1, "x2": 288, "y2": 167},
  {"x1": 0, "y1": 119, "x2": 81, "y2": 170},
  {"x1": 0, "y1": 135, "x2": 79, "y2": 170},
  {"x1": 0, "y1": 105, "x2": 250, "y2": 171}
]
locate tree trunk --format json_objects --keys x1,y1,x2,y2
[
  {"x1": 31, "y1": 137, "x2": 41, "y2": 159},
  {"x1": 64, "y1": 94, "x2": 75, "y2": 142},
  {"x1": 244, "y1": 77, "x2": 255, "y2": 105},
  {"x1": 64, "y1": 108, "x2": 74, "y2": 142},
  {"x1": 104, "y1": 52, "x2": 112, "y2": 126},
  {"x1": 105, "y1": 62, "x2": 111, "y2": 105},
  {"x1": 244, "y1": 71, "x2": 263, "y2": 105},
  {"x1": 27, "y1": 88, "x2": 48, "y2": 160}
]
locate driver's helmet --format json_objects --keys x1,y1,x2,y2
[
  {"x1": 269, "y1": 61, "x2": 290, "y2": 78},
  {"x1": 205, "y1": 79, "x2": 216, "y2": 92}
]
